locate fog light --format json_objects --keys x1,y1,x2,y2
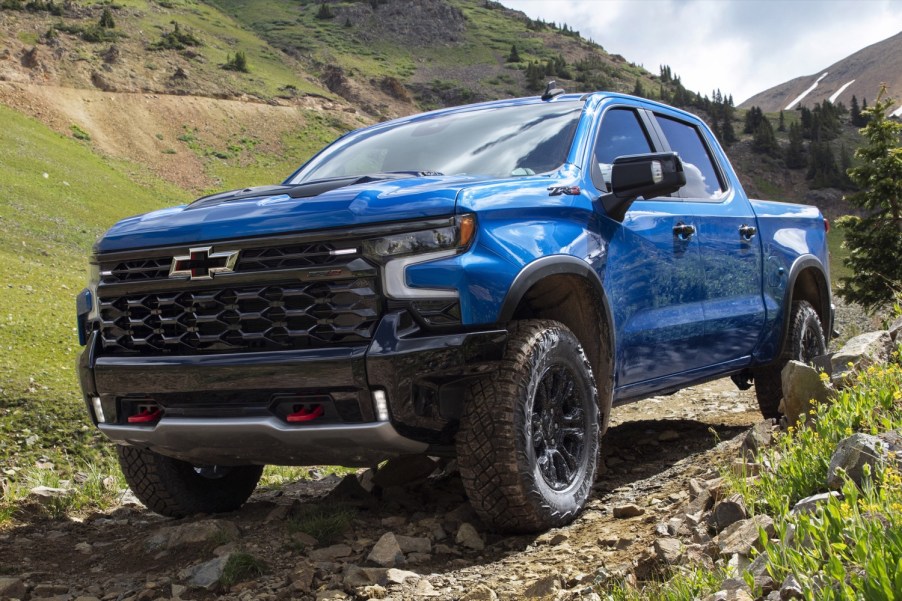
[
  {"x1": 91, "y1": 396, "x2": 106, "y2": 423},
  {"x1": 372, "y1": 390, "x2": 389, "y2": 422}
]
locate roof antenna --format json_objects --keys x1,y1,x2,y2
[{"x1": 541, "y1": 80, "x2": 565, "y2": 101}]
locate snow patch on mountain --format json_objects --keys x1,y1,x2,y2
[
  {"x1": 785, "y1": 72, "x2": 829, "y2": 110},
  {"x1": 892, "y1": 104, "x2": 902, "y2": 118},
  {"x1": 828, "y1": 80, "x2": 856, "y2": 103}
]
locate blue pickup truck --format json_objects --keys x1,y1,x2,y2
[{"x1": 76, "y1": 89, "x2": 832, "y2": 532}]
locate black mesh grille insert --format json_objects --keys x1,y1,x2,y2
[
  {"x1": 98, "y1": 279, "x2": 379, "y2": 354},
  {"x1": 103, "y1": 257, "x2": 171, "y2": 283},
  {"x1": 99, "y1": 242, "x2": 358, "y2": 284}
]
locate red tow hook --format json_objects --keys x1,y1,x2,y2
[
  {"x1": 286, "y1": 404, "x2": 324, "y2": 423},
  {"x1": 128, "y1": 408, "x2": 162, "y2": 424}
]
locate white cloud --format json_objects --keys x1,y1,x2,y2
[{"x1": 500, "y1": 0, "x2": 902, "y2": 104}]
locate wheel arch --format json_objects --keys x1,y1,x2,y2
[
  {"x1": 497, "y1": 255, "x2": 615, "y2": 430},
  {"x1": 777, "y1": 255, "x2": 832, "y2": 356}
]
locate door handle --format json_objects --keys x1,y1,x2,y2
[
  {"x1": 739, "y1": 225, "x2": 757, "y2": 241},
  {"x1": 673, "y1": 222, "x2": 696, "y2": 240}
]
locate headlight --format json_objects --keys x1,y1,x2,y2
[
  {"x1": 363, "y1": 215, "x2": 476, "y2": 262},
  {"x1": 366, "y1": 215, "x2": 476, "y2": 300}
]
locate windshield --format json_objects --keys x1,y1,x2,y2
[{"x1": 287, "y1": 102, "x2": 584, "y2": 184}]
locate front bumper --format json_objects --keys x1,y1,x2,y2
[{"x1": 78, "y1": 311, "x2": 507, "y2": 466}]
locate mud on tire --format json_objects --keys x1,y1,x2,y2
[
  {"x1": 117, "y1": 445, "x2": 263, "y2": 518},
  {"x1": 457, "y1": 319, "x2": 600, "y2": 533},
  {"x1": 754, "y1": 300, "x2": 827, "y2": 419}
]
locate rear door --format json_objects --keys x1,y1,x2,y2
[{"x1": 649, "y1": 110, "x2": 765, "y2": 366}]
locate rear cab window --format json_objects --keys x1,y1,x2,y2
[{"x1": 653, "y1": 115, "x2": 726, "y2": 200}]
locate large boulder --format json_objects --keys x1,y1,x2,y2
[
  {"x1": 830, "y1": 331, "x2": 894, "y2": 385},
  {"x1": 827, "y1": 430, "x2": 902, "y2": 489},
  {"x1": 779, "y1": 361, "x2": 831, "y2": 427}
]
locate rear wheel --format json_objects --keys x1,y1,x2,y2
[
  {"x1": 754, "y1": 300, "x2": 827, "y2": 419},
  {"x1": 457, "y1": 320, "x2": 599, "y2": 533},
  {"x1": 117, "y1": 445, "x2": 263, "y2": 517}
]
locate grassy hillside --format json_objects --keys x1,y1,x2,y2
[
  {"x1": 0, "y1": 103, "x2": 191, "y2": 468},
  {"x1": 206, "y1": 0, "x2": 663, "y2": 110}
]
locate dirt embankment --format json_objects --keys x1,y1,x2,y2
[{"x1": 0, "y1": 82, "x2": 363, "y2": 192}]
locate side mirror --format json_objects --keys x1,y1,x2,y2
[{"x1": 601, "y1": 152, "x2": 686, "y2": 221}]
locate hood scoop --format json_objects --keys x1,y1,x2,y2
[{"x1": 186, "y1": 172, "x2": 445, "y2": 211}]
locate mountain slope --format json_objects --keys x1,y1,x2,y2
[{"x1": 741, "y1": 31, "x2": 902, "y2": 112}]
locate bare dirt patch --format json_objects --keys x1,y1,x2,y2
[{"x1": 0, "y1": 82, "x2": 362, "y2": 192}]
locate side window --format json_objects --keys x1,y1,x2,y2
[
  {"x1": 654, "y1": 115, "x2": 725, "y2": 199},
  {"x1": 592, "y1": 108, "x2": 653, "y2": 191}
]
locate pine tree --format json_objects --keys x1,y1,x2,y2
[
  {"x1": 850, "y1": 95, "x2": 862, "y2": 126},
  {"x1": 315, "y1": 2, "x2": 333, "y2": 19},
  {"x1": 836, "y1": 86, "x2": 902, "y2": 309},
  {"x1": 806, "y1": 141, "x2": 840, "y2": 188},
  {"x1": 506, "y1": 44, "x2": 520, "y2": 63},
  {"x1": 525, "y1": 61, "x2": 543, "y2": 91},
  {"x1": 778, "y1": 110, "x2": 786, "y2": 132},
  {"x1": 744, "y1": 106, "x2": 764, "y2": 135},
  {"x1": 785, "y1": 121, "x2": 805, "y2": 169},
  {"x1": 721, "y1": 115, "x2": 737, "y2": 146},
  {"x1": 752, "y1": 118, "x2": 779, "y2": 157},
  {"x1": 99, "y1": 7, "x2": 115, "y2": 29},
  {"x1": 632, "y1": 78, "x2": 644, "y2": 98},
  {"x1": 710, "y1": 114, "x2": 722, "y2": 142}
]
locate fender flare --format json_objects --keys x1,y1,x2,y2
[
  {"x1": 774, "y1": 254, "x2": 832, "y2": 356},
  {"x1": 498, "y1": 254, "x2": 616, "y2": 370}
]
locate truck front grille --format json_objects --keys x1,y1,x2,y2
[
  {"x1": 100, "y1": 242, "x2": 354, "y2": 284},
  {"x1": 98, "y1": 278, "x2": 379, "y2": 355}
]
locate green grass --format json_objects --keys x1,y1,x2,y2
[
  {"x1": 0, "y1": 104, "x2": 190, "y2": 518},
  {"x1": 221, "y1": 552, "x2": 268, "y2": 587},
  {"x1": 731, "y1": 356, "x2": 902, "y2": 599},
  {"x1": 601, "y1": 567, "x2": 730, "y2": 601},
  {"x1": 288, "y1": 504, "x2": 356, "y2": 546},
  {"x1": 607, "y1": 351, "x2": 902, "y2": 599}
]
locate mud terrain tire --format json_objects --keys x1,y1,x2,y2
[
  {"x1": 754, "y1": 300, "x2": 827, "y2": 419},
  {"x1": 117, "y1": 446, "x2": 263, "y2": 517},
  {"x1": 457, "y1": 320, "x2": 599, "y2": 533}
]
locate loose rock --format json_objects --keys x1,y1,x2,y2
[
  {"x1": 613, "y1": 503, "x2": 645, "y2": 518},
  {"x1": 779, "y1": 361, "x2": 830, "y2": 427},
  {"x1": 831, "y1": 330, "x2": 894, "y2": 383},
  {"x1": 372, "y1": 454, "x2": 437, "y2": 488},
  {"x1": 827, "y1": 430, "x2": 902, "y2": 489},
  {"x1": 455, "y1": 522, "x2": 485, "y2": 551},
  {"x1": 712, "y1": 493, "x2": 748, "y2": 532},
  {"x1": 460, "y1": 584, "x2": 498, "y2": 601},
  {"x1": 717, "y1": 515, "x2": 775, "y2": 556},
  {"x1": 791, "y1": 491, "x2": 842, "y2": 514},
  {"x1": 653, "y1": 537, "x2": 683, "y2": 565},
  {"x1": 367, "y1": 532, "x2": 405, "y2": 567},
  {"x1": 180, "y1": 554, "x2": 231, "y2": 590}
]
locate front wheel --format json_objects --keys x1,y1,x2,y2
[
  {"x1": 754, "y1": 300, "x2": 827, "y2": 419},
  {"x1": 117, "y1": 445, "x2": 263, "y2": 517},
  {"x1": 457, "y1": 320, "x2": 600, "y2": 533}
]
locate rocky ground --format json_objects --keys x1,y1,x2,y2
[
  {"x1": 0, "y1": 301, "x2": 879, "y2": 601},
  {"x1": 0, "y1": 377, "x2": 765, "y2": 601}
]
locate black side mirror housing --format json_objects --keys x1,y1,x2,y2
[{"x1": 601, "y1": 152, "x2": 686, "y2": 221}]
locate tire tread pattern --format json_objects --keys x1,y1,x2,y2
[
  {"x1": 457, "y1": 319, "x2": 599, "y2": 533},
  {"x1": 117, "y1": 445, "x2": 262, "y2": 518}
]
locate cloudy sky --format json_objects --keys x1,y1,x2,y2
[{"x1": 499, "y1": 0, "x2": 902, "y2": 104}]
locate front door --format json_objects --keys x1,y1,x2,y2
[{"x1": 588, "y1": 106, "x2": 709, "y2": 390}]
